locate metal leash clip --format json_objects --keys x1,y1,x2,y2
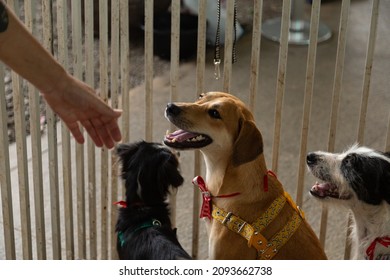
[{"x1": 214, "y1": 58, "x2": 221, "y2": 80}]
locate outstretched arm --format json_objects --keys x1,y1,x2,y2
[{"x1": 0, "y1": 1, "x2": 122, "y2": 148}]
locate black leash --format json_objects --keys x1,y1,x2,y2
[{"x1": 214, "y1": 0, "x2": 238, "y2": 80}]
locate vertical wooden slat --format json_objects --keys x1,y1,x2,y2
[
  {"x1": 249, "y1": 0, "x2": 263, "y2": 111},
  {"x1": 357, "y1": 0, "x2": 379, "y2": 144},
  {"x1": 386, "y1": 111, "x2": 390, "y2": 151},
  {"x1": 169, "y1": 0, "x2": 181, "y2": 228},
  {"x1": 271, "y1": 0, "x2": 291, "y2": 173},
  {"x1": 119, "y1": 0, "x2": 130, "y2": 204},
  {"x1": 25, "y1": 0, "x2": 46, "y2": 260},
  {"x1": 8, "y1": 0, "x2": 33, "y2": 259},
  {"x1": 11, "y1": 73, "x2": 32, "y2": 260},
  {"x1": 110, "y1": 0, "x2": 120, "y2": 260},
  {"x1": 321, "y1": 0, "x2": 350, "y2": 252},
  {"x1": 343, "y1": 0, "x2": 379, "y2": 260},
  {"x1": 120, "y1": 0, "x2": 130, "y2": 144},
  {"x1": 71, "y1": 0, "x2": 86, "y2": 260},
  {"x1": 170, "y1": 0, "x2": 181, "y2": 95},
  {"x1": 196, "y1": 0, "x2": 207, "y2": 94},
  {"x1": 296, "y1": 0, "x2": 320, "y2": 207},
  {"x1": 57, "y1": 0, "x2": 74, "y2": 260},
  {"x1": 42, "y1": 0, "x2": 61, "y2": 260},
  {"x1": 144, "y1": 0, "x2": 154, "y2": 142},
  {"x1": 222, "y1": 0, "x2": 235, "y2": 92},
  {"x1": 84, "y1": 0, "x2": 97, "y2": 260},
  {"x1": 99, "y1": 0, "x2": 109, "y2": 260},
  {"x1": 0, "y1": 63, "x2": 16, "y2": 259},
  {"x1": 327, "y1": 0, "x2": 350, "y2": 153},
  {"x1": 192, "y1": 0, "x2": 207, "y2": 260}
]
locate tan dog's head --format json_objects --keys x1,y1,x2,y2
[{"x1": 164, "y1": 92, "x2": 263, "y2": 166}]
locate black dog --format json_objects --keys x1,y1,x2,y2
[{"x1": 115, "y1": 141, "x2": 191, "y2": 260}]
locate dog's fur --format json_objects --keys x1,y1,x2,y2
[
  {"x1": 115, "y1": 141, "x2": 191, "y2": 260},
  {"x1": 164, "y1": 91, "x2": 326, "y2": 259},
  {"x1": 307, "y1": 144, "x2": 390, "y2": 259}
]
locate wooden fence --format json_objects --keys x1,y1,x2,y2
[{"x1": 0, "y1": 0, "x2": 389, "y2": 260}]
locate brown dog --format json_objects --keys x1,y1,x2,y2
[{"x1": 164, "y1": 92, "x2": 327, "y2": 260}]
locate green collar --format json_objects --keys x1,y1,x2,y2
[{"x1": 118, "y1": 219, "x2": 162, "y2": 247}]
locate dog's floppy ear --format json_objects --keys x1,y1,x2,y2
[
  {"x1": 116, "y1": 142, "x2": 141, "y2": 162},
  {"x1": 116, "y1": 141, "x2": 143, "y2": 179},
  {"x1": 232, "y1": 120, "x2": 263, "y2": 166}
]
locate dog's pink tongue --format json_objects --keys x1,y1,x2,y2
[
  {"x1": 166, "y1": 129, "x2": 198, "y2": 142},
  {"x1": 311, "y1": 182, "x2": 333, "y2": 197}
]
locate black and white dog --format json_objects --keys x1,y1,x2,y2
[
  {"x1": 115, "y1": 141, "x2": 191, "y2": 260},
  {"x1": 306, "y1": 144, "x2": 390, "y2": 259}
]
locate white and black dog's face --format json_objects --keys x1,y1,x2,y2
[{"x1": 306, "y1": 144, "x2": 390, "y2": 207}]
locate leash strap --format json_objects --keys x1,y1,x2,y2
[{"x1": 213, "y1": 0, "x2": 238, "y2": 80}]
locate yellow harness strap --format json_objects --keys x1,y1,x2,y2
[{"x1": 212, "y1": 192, "x2": 304, "y2": 260}]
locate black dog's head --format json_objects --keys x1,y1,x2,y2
[{"x1": 116, "y1": 141, "x2": 184, "y2": 206}]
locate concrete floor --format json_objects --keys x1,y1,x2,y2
[{"x1": 1, "y1": 0, "x2": 389, "y2": 260}]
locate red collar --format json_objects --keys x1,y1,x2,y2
[
  {"x1": 192, "y1": 171, "x2": 277, "y2": 220},
  {"x1": 263, "y1": 170, "x2": 277, "y2": 192},
  {"x1": 113, "y1": 201, "x2": 145, "y2": 209},
  {"x1": 192, "y1": 176, "x2": 240, "y2": 220},
  {"x1": 114, "y1": 200, "x2": 127, "y2": 208},
  {"x1": 366, "y1": 236, "x2": 390, "y2": 260}
]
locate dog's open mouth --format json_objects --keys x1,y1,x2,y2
[
  {"x1": 164, "y1": 129, "x2": 212, "y2": 149},
  {"x1": 310, "y1": 182, "x2": 351, "y2": 200}
]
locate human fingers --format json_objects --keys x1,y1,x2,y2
[
  {"x1": 66, "y1": 121, "x2": 86, "y2": 145},
  {"x1": 80, "y1": 119, "x2": 104, "y2": 148},
  {"x1": 101, "y1": 115, "x2": 122, "y2": 142},
  {"x1": 89, "y1": 118, "x2": 115, "y2": 149},
  {"x1": 109, "y1": 122, "x2": 122, "y2": 142}
]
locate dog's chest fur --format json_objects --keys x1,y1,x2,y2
[{"x1": 350, "y1": 202, "x2": 390, "y2": 259}]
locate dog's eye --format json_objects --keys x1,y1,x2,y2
[
  {"x1": 199, "y1": 93, "x2": 209, "y2": 100},
  {"x1": 208, "y1": 109, "x2": 221, "y2": 119}
]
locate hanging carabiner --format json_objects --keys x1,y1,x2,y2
[{"x1": 214, "y1": 58, "x2": 221, "y2": 80}]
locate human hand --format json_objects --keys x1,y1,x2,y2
[{"x1": 41, "y1": 73, "x2": 122, "y2": 149}]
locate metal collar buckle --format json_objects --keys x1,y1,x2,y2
[{"x1": 222, "y1": 212, "x2": 233, "y2": 224}]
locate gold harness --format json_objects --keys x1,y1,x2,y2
[{"x1": 212, "y1": 190, "x2": 305, "y2": 260}]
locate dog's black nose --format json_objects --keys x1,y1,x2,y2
[
  {"x1": 306, "y1": 153, "x2": 319, "y2": 166},
  {"x1": 166, "y1": 103, "x2": 181, "y2": 116}
]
